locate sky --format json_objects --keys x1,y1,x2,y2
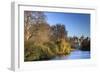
[{"x1": 44, "y1": 12, "x2": 90, "y2": 37}]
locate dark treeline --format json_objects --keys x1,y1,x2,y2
[
  {"x1": 80, "y1": 37, "x2": 90, "y2": 51},
  {"x1": 68, "y1": 36, "x2": 90, "y2": 51}
]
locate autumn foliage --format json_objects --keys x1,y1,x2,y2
[{"x1": 24, "y1": 11, "x2": 73, "y2": 61}]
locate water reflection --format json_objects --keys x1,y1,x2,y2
[{"x1": 53, "y1": 49, "x2": 90, "y2": 60}]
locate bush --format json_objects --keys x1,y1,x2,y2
[
  {"x1": 24, "y1": 39, "x2": 72, "y2": 61},
  {"x1": 55, "y1": 39, "x2": 72, "y2": 56},
  {"x1": 24, "y1": 41, "x2": 57, "y2": 61}
]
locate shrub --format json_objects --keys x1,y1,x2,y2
[{"x1": 24, "y1": 39, "x2": 72, "y2": 61}]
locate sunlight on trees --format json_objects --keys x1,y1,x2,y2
[{"x1": 24, "y1": 11, "x2": 73, "y2": 61}]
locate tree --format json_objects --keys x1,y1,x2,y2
[
  {"x1": 24, "y1": 11, "x2": 33, "y2": 40},
  {"x1": 24, "y1": 11, "x2": 47, "y2": 41},
  {"x1": 24, "y1": 12, "x2": 72, "y2": 61},
  {"x1": 32, "y1": 11, "x2": 47, "y2": 24},
  {"x1": 80, "y1": 37, "x2": 90, "y2": 51},
  {"x1": 24, "y1": 11, "x2": 54, "y2": 61},
  {"x1": 51, "y1": 24, "x2": 67, "y2": 41},
  {"x1": 50, "y1": 24, "x2": 71, "y2": 55},
  {"x1": 31, "y1": 23, "x2": 52, "y2": 45}
]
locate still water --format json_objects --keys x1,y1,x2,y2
[{"x1": 53, "y1": 49, "x2": 90, "y2": 60}]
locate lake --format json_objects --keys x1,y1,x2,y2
[{"x1": 53, "y1": 49, "x2": 90, "y2": 60}]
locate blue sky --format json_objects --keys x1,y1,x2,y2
[{"x1": 44, "y1": 12, "x2": 90, "y2": 37}]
